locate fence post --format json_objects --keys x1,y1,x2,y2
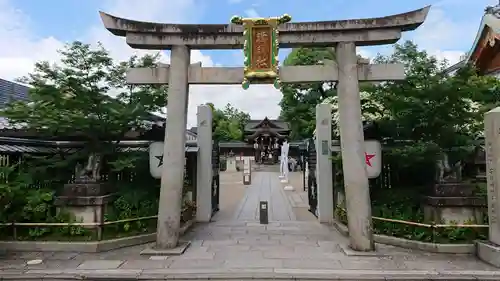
[
  {"x1": 431, "y1": 223, "x2": 436, "y2": 243},
  {"x1": 97, "y1": 223, "x2": 103, "y2": 241},
  {"x1": 12, "y1": 223, "x2": 17, "y2": 240}
]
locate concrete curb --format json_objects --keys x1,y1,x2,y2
[
  {"x1": 0, "y1": 219, "x2": 195, "y2": 253},
  {"x1": 2, "y1": 268, "x2": 500, "y2": 280},
  {"x1": 332, "y1": 220, "x2": 475, "y2": 254},
  {"x1": 0, "y1": 233, "x2": 155, "y2": 253}
]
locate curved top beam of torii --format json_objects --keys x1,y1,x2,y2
[{"x1": 99, "y1": 6, "x2": 430, "y2": 49}]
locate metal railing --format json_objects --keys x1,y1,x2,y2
[
  {"x1": 335, "y1": 207, "x2": 489, "y2": 243},
  {"x1": 0, "y1": 215, "x2": 158, "y2": 241}
]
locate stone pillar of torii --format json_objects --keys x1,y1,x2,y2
[{"x1": 99, "y1": 6, "x2": 430, "y2": 252}]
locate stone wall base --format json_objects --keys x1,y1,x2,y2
[
  {"x1": 0, "y1": 233, "x2": 155, "y2": 253},
  {"x1": 332, "y1": 220, "x2": 475, "y2": 254},
  {"x1": 422, "y1": 196, "x2": 486, "y2": 224},
  {"x1": 0, "y1": 219, "x2": 196, "y2": 253},
  {"x1": 476, "y1": 240, "x2": 500, "y2": 268}
]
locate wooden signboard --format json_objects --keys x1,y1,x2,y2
[{"x1": 231, "y1": 14, "x2": 291, "y2": 89}]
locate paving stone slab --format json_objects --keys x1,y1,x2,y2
[
  {"x1": 25, "y1": 259, "x2": 82, "y2": 270},
  {"x1": 149, "y1": 256, "x2": 169, "y2": 260},
  {"x1": 3, "y1": 268, "x2": 500, "y2": 280},
  {"x1": 140, "y1": 241, "x2": 191, "y2": 256},
  {"x1": 0, "y1": 260, "x2": 27, "y2": 270},
  {"x1": 169, "y1": 259, "x2": 224, "y2": 269},
  {"x1": 282, "y1": 259, "x2": 343, "y2": 269},
  {"x1": 224, "y1": 257, "x2": 283, "y2": 268},
  {"x1": 77, "y1": 259, "x2": 124, "y2": 269},
  {"x1": 340, "y1": 244, "x2": 392, "y2": 257},
  {"x1": 201, "y1": 239, "x2": 238, "y2": 246},
  {"x1": 207, "y1": 244, "x2": 251, "y2": 251},
  {"x1": 2, "y1": 171, "x2": 500, "y2": 279},
  {"x1": 175, "y1": 251, "x2": 215, "y2": 260},
  {"x1": 120, "y1": 259, "x2": 171, "y2": 269}
]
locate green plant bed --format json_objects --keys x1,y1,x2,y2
[
  {"x1": 0, "y1": 227, "x2": 95, "y2": 242},
  {"x1": 374, "y1": 186, "x2": 487, "y2": 243},
  {"x1": 335, "y1": 186, "x2": 489, "y2": 244},
  {"x1": 0, "y1": 216, "x2": 197, "y2": 242},
  {"x1": 372, "y1": 219, "x2": 487, "y2": 244},
  {"x1": 0, "y1": 185, "x2": 196, "y2": 242}
]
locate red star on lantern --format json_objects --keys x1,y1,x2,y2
[{"x1": 365, "y1": 153, "x2": 375, "y2": 167}]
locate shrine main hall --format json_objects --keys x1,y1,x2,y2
[{"x1": 190, "y1": 117, "x2": 303, "y2": 163}]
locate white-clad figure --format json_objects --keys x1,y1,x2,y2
[
  {"x1": 280, "y1": 140, "x2": 290, "y2": 182},
  {"x1": 279, "y1": 140, "x2": 286, "y2": 179},
  {"x1": 282, "y1": 141, "x2": 294, "y2": 190}
]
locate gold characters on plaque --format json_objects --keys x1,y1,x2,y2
[{"x1": 230, "y1": 14, "x2": 291, "y2": 89}]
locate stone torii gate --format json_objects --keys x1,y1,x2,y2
[{"x1": 100, "y1": 7, "x2": 429, "y2": 252}]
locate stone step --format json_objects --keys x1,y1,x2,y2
[{"x1": 9, "y1": 269, "x2": 498, "y2": 280}]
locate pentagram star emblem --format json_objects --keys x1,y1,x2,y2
[
  {"x1": 155, "y1": 155, "x2": 163, "y2": 167},
  {"x1": 365, "y1": 153, "x2": 375, "y2": 167}
]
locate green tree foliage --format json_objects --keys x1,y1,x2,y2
[
  {"x1": 0, "y1": 42, "x2": 170, "y2": 238},
  {"x1": 280, "y1": 41, "x2": 500, "y2": 149},
  {"x1": 279, "y1": 48, "x2": 337, "y2": 140},
  {"x1": 206, "y1": 103, "x2": 250, "y2": 142},
  {"x1": 1, "y1": 41, "x2": 166, "y2": 158},
  {"x1": 367, "y1": 41, "x2": 500, "y2": 153}
]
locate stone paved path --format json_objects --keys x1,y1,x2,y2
[
  {"x1": 1, "y1": 171, "x2": 500, "y2": 280},
  {"x1": 233, "y1": 172, "x2": 296, "y2": 221}
]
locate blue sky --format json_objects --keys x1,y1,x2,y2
[{"x1": 0, "y1": 0, "x2": 497, "y2": 126}]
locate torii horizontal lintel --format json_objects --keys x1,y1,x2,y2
[
  {"x1": 100, "y1": 6, "x2": 430, "y2": 37},
  {"x1": 126, "y1": 63, "x2": 405, "y2": 85},
  {"x1": 99, "y1": 7, "x2": 430, "y2": 49}
]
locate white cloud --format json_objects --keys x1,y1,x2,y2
[
  {"x1": 408, "y1": 2, "x2": 491, "y2": 65},
  {"x1": 0, "y1": 0, "x2": 63, "y2": 81},
  {"x1": 0, "y1": 0, "x2": 282, "y2": 128},
  {"x1": 0, "y1": 0, "x2": 489, "y2": 130},
  {"x1": 359, "y1": 3, "x2": 486, "y2": 66}
]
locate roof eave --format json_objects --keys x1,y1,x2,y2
[{"x1": 99, "y1": 6, "x2": 430, "y2": 37}]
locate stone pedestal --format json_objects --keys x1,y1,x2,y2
[
  {"x1": 54, "y1": 182, "x2": 115, "y2": 226},
  {"x1": 422, "y1": 182, "x2": 485, "y2": 224},
  {"x1": 243, "y1": 158, "x2": 251, "y2": 185},
  {"x1": 227, "y1": 157, "x2": 237, "y2": 172}
]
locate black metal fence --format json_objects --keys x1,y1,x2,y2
[
  {"x1": 0, "y1": 137, "x2": 200, "y2": 202},
  {"x1": 211, "y1": 141, "x2": 220, "y2": 215},
  {"x1": 305, "y1": 138, "x2": 318, "y2": 217}
]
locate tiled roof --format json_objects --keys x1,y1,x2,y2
[
  {"x1": 0, "y1": 137, "x2": 199, "y2": 153},
  {"x1": 244, "y1": 118, "x2": 290, "y2": 131}
]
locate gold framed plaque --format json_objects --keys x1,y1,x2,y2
[{"x1": 231, "y1": 14, "x2": 291, "y2": 89}]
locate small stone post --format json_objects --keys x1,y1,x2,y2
[
  {"x1": 156, "y1": 45, "x2": 190, "y2": 250},
  {"x1": 196, "y1": 105, "x2": 213, "y2": 222},
  {"x1": 477, "y1": 107, "x2": 500, "y2": 267},
  {"x1": 315, "y1": 103, "x2": 333, "y2": 223},
  {"x1": 336, "y1": 42, "x2": 374, "y2": 251}
]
